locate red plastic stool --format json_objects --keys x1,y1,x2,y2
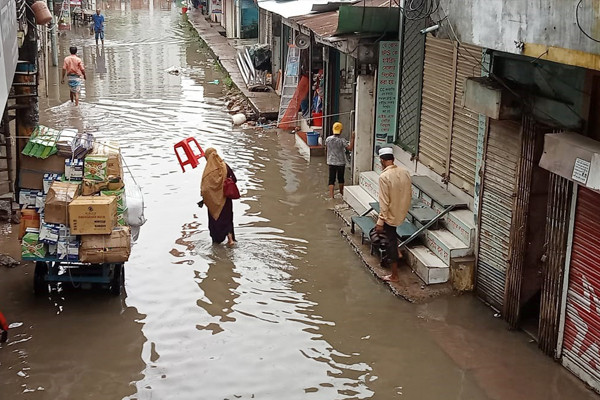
[{"x1": 174, "y1": 137, "x2": 205, "y2": 172}]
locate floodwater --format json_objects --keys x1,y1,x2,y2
[{"x1": 0, "y1": 2, "x2": 598, "y2": 399}]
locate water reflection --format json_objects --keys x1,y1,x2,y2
[{"x1": 94, "y1": 46, "x2": 107, "y2": 74}]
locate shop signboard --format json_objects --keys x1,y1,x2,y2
[{"x1": 374, "y1": 41, "x2": 399, "y2": 155}]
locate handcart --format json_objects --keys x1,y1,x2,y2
[{"x1": 31, "y1": 258, "x2": 125, "y2": 296}]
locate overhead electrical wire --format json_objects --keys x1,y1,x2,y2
[
  {"x1": 576, "y1": 0, "x2": 600, "y2": 43},
  {"x1": 402, "y1": 0, "x2": 440, "y2": 21}
]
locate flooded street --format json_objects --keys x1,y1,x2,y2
[{"x1": 0, "y1": 2, "x2": 598, "y2": 399}]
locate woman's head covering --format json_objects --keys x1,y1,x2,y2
[{"x1": 201, "y1": 148, "x2": 228, "y2": 220}]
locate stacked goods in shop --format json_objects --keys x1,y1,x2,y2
[{"x1": 18, "y1": 128, "x2": 133, "y2": 263}]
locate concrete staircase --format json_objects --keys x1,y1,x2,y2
[{"x1": 344, "y1": 172, "x2": 476, "y2": 285}]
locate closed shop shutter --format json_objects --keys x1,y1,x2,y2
[
  {"x1": 448, "y1": 44, "x2": 482, "y2": 195},
  {"x1": 476, "y1": 120, "x2": 521, "y2": 310},
  {"x1": 539, "y1": 174, "x2": 572, "y2": 356},
  {"x1": 562, "y1": 186, "x2": 600, "y2": 392},
  {"x1": 418, "y1": 36, "x2": 455, "y2": 176}
]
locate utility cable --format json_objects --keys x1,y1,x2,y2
[{"x1": 576, "y1": 0, "x2": 600, "y2": 43}]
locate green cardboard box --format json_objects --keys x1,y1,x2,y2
[
  {"x1": 84, "y1": 156, "x2": 108, "y2": 181},
  {"x1": 22, "y1": 232, "x2": 47, "y2": 259},
  {"x1": 117, "y1": 208, "x2": 128, "y2": 226}
]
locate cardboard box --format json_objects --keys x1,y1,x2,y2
[
  {"x1": 45, "y1": 181, "x2": 81, "y2": 225},
  {"x1": 57, "y1": 239, "x2": 79, "y2": 261},
  {"x1": 101, "y1": 188, "x2": 125, "y2": 212},
  {"x1": 82, "y1": 179, "x2": 109, "y2": 196},
  {"x1": 69, "y1": 195, "x2": 117, "y2": 235},
  {"x1": 35, "y1": 193, "x2": 46, "y2": 212},
  {"x1": 48, "y1": 243, "x2": 57, "y2": 255},
  {"x1": 64, "y1": 159, "x2": 84, "y2": 180},
  {"x1": 19, "y1": 154, "x2": 68, "y2": 190},
  {"x1": 80, "y1": 226, "x2": 131, "y2": 263},
  {"x1": 91, "y1": 142, "x2": 123, "y2": 178},
  {"x1": 22, "y1": 231, "x2": 47, "y2": 259},
  {"x1": 19, "y1": 209, "x2": 40, "y2": 239},
  {"x1": 107, "y1": 179, "x2": 124, "y2": 191},
  {"x1": 39, "y1": 220, "x2": 60, "y2": 244},
  {"x1": 84, "y1": 156, "x2": 108, "y2": 181},
  {"x1": 43, "y1": 173, "x2": 62, "y2": 193}
]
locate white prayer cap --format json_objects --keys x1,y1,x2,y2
[{"x1": 378, "y1": 147, "x2": 394, "y2": 157}]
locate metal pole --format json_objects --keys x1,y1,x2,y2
[
  {"x1": 394, "y1": 0, "x2": 405, "y2": 144},
  {"x1": 398, "y1": 204, "x2": 455, "y2": 248},
  {"x1": 48, "y1": 0, "x2": 58, "y2": 66}
]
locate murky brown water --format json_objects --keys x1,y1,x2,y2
[{"x1": 1, "y1": 2, "x2": 598, "y2": 399}]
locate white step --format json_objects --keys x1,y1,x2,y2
[
  {"x1": 406, "y1": 245, "x2": 449, "y2": 285},
  {"x1": 359, "y1": 170, "x2": 380, "y2": 199},
  {"x1": 343, "y1": 185, "x2": 376, "y2": 215},
  {"x1": 424, "y1": 228, "x2": 471, "y2": 266},
  {"x1": 444, "y1": 209, "x2": 476, "y2": 247}
]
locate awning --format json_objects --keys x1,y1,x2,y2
[
  {"x1": 539, "y1": 132, "x2": 600, "y2": 191},
  {"x1": 288, "y1": 0, "x2": 394, "y2": 43},
  {"x1": 335, "y1": 5, "x2": 399, "y2": 35},
  {"x1": 257, "y1": 0, "x2": 357, "y2": 19}
]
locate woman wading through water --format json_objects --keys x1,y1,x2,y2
[{"x1": 200, "y1": 148, "x2": 237, "y2": 246}]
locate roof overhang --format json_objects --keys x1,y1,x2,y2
[
  {"x1": 539, "y1": 132, "x2": 600, "y2": 191},
  {"x1": 334, "y1": 5, "x2": 399, "y2": 35}
]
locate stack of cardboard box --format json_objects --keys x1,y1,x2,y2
[{"x1": 19, "y1": 137, "x2": 131, "y2": 264}]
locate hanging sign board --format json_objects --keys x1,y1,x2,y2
[{"x1": 374, "y1": 41, "x2": 400, "y2": 155}]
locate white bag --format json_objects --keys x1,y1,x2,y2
[{"x1": 123, "y1": 170, "x2": 146, "y2": 228}]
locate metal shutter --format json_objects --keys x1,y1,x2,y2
[
  {"x1": 476, "y1": 120, "x2": 521, "y2": 310},
  {"x1": 448, "y1": 44, "x2": 482, "y2": 195},
  {"x1": 539, "y1": 174, "x2": 572, "y2": 356},
  {"x1": 562, "y1": 187, "x2": 600, "y2": 392},
  {"x1": 418, "y1": 36, "x2": 454, "y2": 176}
]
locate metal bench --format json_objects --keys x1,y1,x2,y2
[
  {"x1": 349, "y1": 200, "x2": 455, "y2": 263},
  {"x1": 350, "y1": 201, "x2": 418, "y2": 244},
  {"x1": 350, "y1": 215, "x2": 376, "y2": 244},
  {"x1": 408, "y1": 198, "x2": 440, "y2": 229}
]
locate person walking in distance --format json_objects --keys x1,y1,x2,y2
[
  {"x1": 375, "y1": 147, "x2": 412, "y2": 282},
  {"x1": 325, "y1": 122, "x2": 354, "y2": 199},
  {"x1": 91, "y1": 9, "x2": 105, "y2": 46},
  {"x1": 61, "y1": 46, "x2": 86, "y2": 106}
]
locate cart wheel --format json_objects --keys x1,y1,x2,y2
[
  {"x1": 110, "y1": 264, "x2": 124, "y2": 296},
  {"x1": 33, "y1": 262, "x2": 48, "y2": 295}
]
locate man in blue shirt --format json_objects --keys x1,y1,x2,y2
[{"x1": 91, "y1": 9, "x2": 105, "y2": 46}]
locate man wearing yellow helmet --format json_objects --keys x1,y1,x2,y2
[{"x1": 325, "y1": 122, "x2": 355, "y2": 199}]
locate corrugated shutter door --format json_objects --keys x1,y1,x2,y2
[
  {"x1": 418, "y1": 36, "x2": 454, "y2": 175},
  {"x1": 448, "y1": 44, "x2": 482, "y2": 195},
  {"x1": 562, "y1": 187, "x2": 600, "y2": 392},
  {"x1": 476, "y1": 120, "x2": 521, "y2": 310}
]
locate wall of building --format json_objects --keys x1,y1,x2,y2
[
  {"x1": 352, "y1": 75, "x2": 374, "y2": 184},
  {"x1": 441, "y1": 0, "x2": 600, "y2": 68},
  {"x1": 0, "y1": 0, "x2": 18, "y2": 113}
]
